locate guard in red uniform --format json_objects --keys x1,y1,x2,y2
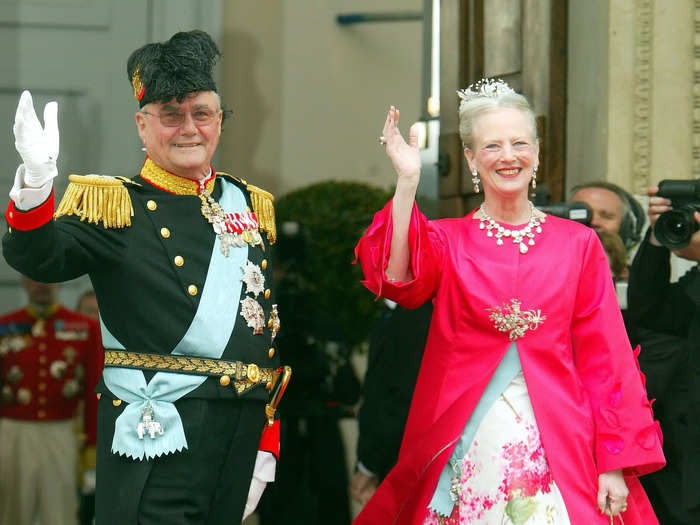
[{"x1": 0, "y1": 276, "x2": 101, "y2": 525}]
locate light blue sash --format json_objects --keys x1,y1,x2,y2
[
  {"x1": 102, "y1": 179, "x2": 248, "y2": 460},
  {"x1": 428, "y1": 342, "x2": 522, "y2": 516}
]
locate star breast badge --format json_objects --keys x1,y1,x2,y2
[{"x1": 240, "y1": 261, "x2": 265, "y2": 298}]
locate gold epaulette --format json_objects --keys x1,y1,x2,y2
[
  {"x1": 54, "y1": 175, "x2": 136, "y2": 229},
  {"x1": 218, "y1": 172, "x2": 277, "y2": 244},
  {"x1": 247, "y1": 184, "x2": 276, "y2": 244}
]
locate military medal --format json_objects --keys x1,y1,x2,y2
[
  {"x1": 31, "y1": 319, "x2": 46, "y2": 338},
  {"x1": 240, "y1": 297, "x2": 265, "y2": 335},
  {"x1": 241, "y1": 261, "x2": 265, "y2": 297},
  {"x1": 137, "y1": 402, "x2": 164, "y2": 440},
  {"x1": 50, "y1": 360, "x2": 68, "y2": 379},
  {"x1": 62, "y1": 379, "x2": 80, "y2": 398},
  {"x1": 198, "y1": 181, "x2": 264, "y2": 256},
  {"x1": 16, "y1": 388, "x2": 32, "y2": 405},
  {"x1": 7, "y1": 365, "x2": 23, "y2": 384},
  {"x1": 1, "y1": 385, "x2": 13, "y2": 404},
  {"x1": 8, "y1": 335, "x2": 29, "y2": 352},
  {"x1": 63, "y1": 346, "x2": 77, "y2": 364},
  {"x1": 268, "y1": 305, "x2": 281, "y2": 342}
]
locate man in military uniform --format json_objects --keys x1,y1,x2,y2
[
  {"x1": 3, "y1": 30, "x2": 286, "y2": 524},
  {"x1": 0, "y1": 276, "x2": 101, "y2": 525}
]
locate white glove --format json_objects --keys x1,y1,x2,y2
[
  {"x1": 241, "y1": 451, "x2": 276, "y2": 521},
  {"x1": 82, "y1": 469, "x2": 96, "y2": 494},
  {"x1": 13, "y1": 90, "x2": 59, "y2": 188},
  {"x1": 242, "y1": 476, "x2": 267, "y2": 521}
]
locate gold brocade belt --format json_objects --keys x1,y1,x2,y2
[{"x1": 104, "y1": 349, "x2": 275, "y2": 395}]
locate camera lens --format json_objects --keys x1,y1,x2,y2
[{"x1": 654, "y1": 206, "x2": 700, "y2": 250}]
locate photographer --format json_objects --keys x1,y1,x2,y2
[
  {"x1": 627, "y1": 185, "x2": 700, "y2": 523},
  {"x1": 570, "y1": 181, "x2": 646, "y2": 251}
]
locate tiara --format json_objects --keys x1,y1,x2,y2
[{"x1": 457, "y1": 78, "x2": 515, "y2": 105}]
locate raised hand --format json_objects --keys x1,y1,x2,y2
[
  {"x1": 646, "y1": 186, "x2": 671, "y2": 247},
  {"x1": 381, "y1": 106, "x2": 421, "y2": 186},
  {"x1": 646, "y1": 186, "x2": 671, "y2": 229},
  {"x1": 13, "y1": 90, "x2": 59, "y2": 188}
]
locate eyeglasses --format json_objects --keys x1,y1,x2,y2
[{"x1": 140, "y1": 108, "x2": 220, "y2": 127}]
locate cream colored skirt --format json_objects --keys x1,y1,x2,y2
[{"x1": 424, "y1": 372, "x2": 571, "y2": 525}]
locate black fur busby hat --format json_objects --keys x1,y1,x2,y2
[{"x1": 127, "y1": 30, "x2": 220, "y2": 107}]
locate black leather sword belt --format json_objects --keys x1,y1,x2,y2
[{"x1": 104, "y1": 349, "x2": 275, "y2": 395}]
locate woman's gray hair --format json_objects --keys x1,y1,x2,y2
[{"x1": 458, "y1": 84, "x2": 537, "y2": 149}]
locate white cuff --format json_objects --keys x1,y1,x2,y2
[
  {"x1": 357, "y1": 461, "x2": 376, "y2": 477},
  {"x1": 253, "y1": 450, "x2": 276, "y2": 482},
  {"x1": 9, "y1": 164, "x2": 53, "y2": 211}
]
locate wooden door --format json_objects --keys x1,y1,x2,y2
[{"x1": 438, "y1": 0, "x2": 568, "y2": 217}]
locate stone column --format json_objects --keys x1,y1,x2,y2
[{"x1": 567, "y1": 0, "x2": 695, "y2": 196}]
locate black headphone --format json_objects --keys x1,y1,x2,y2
[
  {"x1": 571, "y1": 182, "x2": 645, "y2": 249},
  {"x1": 619, "y1": 192, "x2": 645, "y2": 249}
]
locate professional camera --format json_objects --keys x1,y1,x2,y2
[
  {"x1": 653, "y1": 179, "x2": 700, "y2": 250},
  {"x1": 535, "y1": 201, "x2": 592, "y2": 226}
]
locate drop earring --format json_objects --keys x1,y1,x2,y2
[
  {"x1": 472, "y1": 168, "x2": 481, "y2": 193},
  {"x1": 531, "y1": 166, "x2": 538, "y2": 189}
]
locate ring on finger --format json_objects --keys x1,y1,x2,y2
[{"x1": 378, "y1": 135, "x2": 387, "y2": 145}]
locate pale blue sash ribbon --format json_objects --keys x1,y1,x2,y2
[
  {"x1": 428, "y1": 342, "x2": 522, "y2": 516},
  {"x1": 101, "y1": 179, "x2": 248, "y2": 460}
]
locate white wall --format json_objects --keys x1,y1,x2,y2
[{"x1": 220, "y1": 0, "x2": 423, "y2": 197}]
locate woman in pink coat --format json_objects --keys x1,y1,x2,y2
[{"x1": 354, "y1": 79, "x2": 664, "y2": 525}]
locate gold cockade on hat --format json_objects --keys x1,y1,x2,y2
[
  {"x1": 131, "y1": 66, "x2": 145, "y2": 101},
  {"x1": 54, "y1": 175, "x2": 140, "y2": 229}
]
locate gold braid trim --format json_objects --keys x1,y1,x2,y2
[
  {"x1": 248, "y1": 184, "x2": 277, "y2": 244},
  {"x1": 54, "y1": 175, "x2": 134, "y2": 229}
]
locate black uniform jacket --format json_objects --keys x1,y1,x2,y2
[
  {"x1": 2, "y1": 166, "x2": 281, "y2": 403},
  {"x1": 628, "y1": 230, "x2": 700, "y2": 511}
]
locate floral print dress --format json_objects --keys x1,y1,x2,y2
[{"x1": 424, "y1": 372, "x2": 571, "y2": 525}]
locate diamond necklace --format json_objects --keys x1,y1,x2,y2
[{"x1": 478, "y1": 201, "x2": 545, "y2": 254}]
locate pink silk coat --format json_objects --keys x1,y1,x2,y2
[{"x1": 353, "y1": 201, "x2": 665, "y2": 525}]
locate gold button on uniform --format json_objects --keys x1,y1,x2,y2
[
  {"x1": 96, "y1": 393, "x2": 101, "y2": 400},
  {"x1": 39, "y1": 343, "x2": 46, "y2": 350},
  {"x1": 174, "y1": 255, "x2": 184, "y2": 267},
  {"x1": 39, "y1": 369, "x2": 47, "y2": 378},
  {"x1": 146, "y1": 200, "x2": 157, "y2": 211},
  {"x1": 113, "y1": 399, "x2": 122, "y2": 407},
  {"x1": 261, "y1": 259, "x2": 268, "y2": 270},
  {"x1": 39, "y1": 356, "x2": 47, "y2": 365},
  {"x1": 38, "y1": 410, "x2": 46, "y2": 418},
  {"x1": 39, "y1": 397, "x2": 47, "y2": 405},
  {"x1": 160, "y1": 227, "x2": 171, "y2": 238},
  {"x1": 219, "y1": 375, "x2": 231, "y2": 387},
  {"x1": 7, "y1": 227, "x2": 11, "y2": 233},
  {"x1": 268, "y1": 348, "x2": 275, "y2": 358},
  {"x1": 38, "y1": 383, "x2": 46, "y2": 391},
  {"x1": 264, "y1": 289, "x2": 271, "y2": 299},
  {"x1": 188, "y1": 285, "x2": 198, "y2": 296},
  {"x1": 8, "y1": 211, "x2": 13, "y2": 219}
]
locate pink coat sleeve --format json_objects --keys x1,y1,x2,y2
[
  {"x1": 354, "y1": 199, "x2": 446, "y2": 308},
  {"x1": 571, "y1": 229, "x2": 665, "y2": 476}
]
